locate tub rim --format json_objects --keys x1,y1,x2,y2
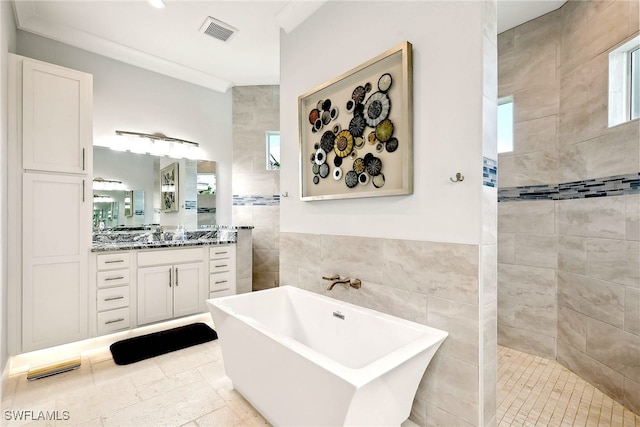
[{"x1": 207, "y1": 285, "x2": 448, "y2": 388}]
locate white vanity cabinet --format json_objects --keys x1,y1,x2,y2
[
  {"x1": 137, "y1": 248, "x2": 206, "y2": 326},
  {"x1": 209, "y1": 245, "x2": 236, "y2": 298},
  {"x1": 8, "y1": 54, "x2": 93, "y2": 353},
  {"x1": 95, "y1": 252, "x2": 131, "y2": 335}
]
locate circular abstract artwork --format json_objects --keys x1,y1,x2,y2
[
  {"x1": 363, "y1": 92, "x2": 390, "y2": 127},
  {"x1": 334, "y1": 130, "x2": 354, "y2": 158}
]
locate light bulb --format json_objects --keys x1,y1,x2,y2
[{"x1": 148, "y1": 0, "x2": 165, "y2": 9}]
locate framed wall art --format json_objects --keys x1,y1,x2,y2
[
  {"x1": 298, "y1": 41, "x2": 413, "y2": 201},
  {"x1": 161, "y1": 162, "x2": 179, "y2": 212}
]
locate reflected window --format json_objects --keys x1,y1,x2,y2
[{"x1": 266, "y1": 131, "x2": 280, "y2": 170}]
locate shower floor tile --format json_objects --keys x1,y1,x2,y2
[{"x1": 498, "y1": 345, "x2": 640, "y2": 427}]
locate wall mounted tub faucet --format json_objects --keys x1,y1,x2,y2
[{"x1": 322, "y1": 275, "x2": 362, "y2": 291}]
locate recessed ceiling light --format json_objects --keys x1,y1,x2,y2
[{"x1": 148, "y1": 0, "x2": 165, "y2": 9}]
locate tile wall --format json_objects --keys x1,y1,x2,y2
[
  {"x1": 482, "y1": 1, "x2": 499, "y2": 424},
  {"x1": 231, "y1": 86, "x2": 280, "y2": 291},
  {"x1": 498, "y1": 0, "x2": 639, "y2": 415},
  {"x1": 279, "y1": 233, "x2": 485, "y2": 426}
]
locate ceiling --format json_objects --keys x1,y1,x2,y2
[{"x1": 12, "y1": 0, "x2": 566, "y2": 93}]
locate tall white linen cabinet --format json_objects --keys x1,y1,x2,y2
[{"x1": 8, "y1": 54, "x2": 93, "y2": 353}]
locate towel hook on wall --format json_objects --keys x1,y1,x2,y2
[{"x1": 450, "y1": 172, "x2": 464, "y2": 183}]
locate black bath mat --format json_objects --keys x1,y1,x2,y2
[{"x1": 110, "y1": 323, "x2": 218, "y2": 365}]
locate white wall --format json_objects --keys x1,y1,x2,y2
[
  {"x1": 280, "y1": 1, "x2": 486, "y2": 245},
  {"x1": 15, "y1": 31, "x2": 234, "y2": 224},
  {"x1": 0, "y1": 0, "x2": 17, "y2": 381},
  {"x1": 280, "y1": 2, "x2": 495, "y2": 425}
]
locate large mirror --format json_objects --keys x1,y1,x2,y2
[{"x1": 93, "y1": 147, "x2": 216, "y2": 231}]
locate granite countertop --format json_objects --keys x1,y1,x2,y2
[
  {"x1": 91, "y1": 227, "x2": 244, "y2": 252},
  {"x1": 91, "y1": 238, "x2": 237, "y2": 252}
]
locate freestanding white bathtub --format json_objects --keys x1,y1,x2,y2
[{"x1": 206, "y1": 285, "x2": 448, "y2": 427}]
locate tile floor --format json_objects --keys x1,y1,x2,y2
[
  {"x1": 1, "y1": 330, "x2": 270, "y2": 427},
  {"x1": 497, "y1": 346, "x2": 640, "y2": 427},
  {"x1": 2, "y1": 338, "x2": 639, "y2": 426}
]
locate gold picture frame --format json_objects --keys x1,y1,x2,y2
[
  {"x1": 298, "y1": 41, "x2": 413, "y2": 201},
  {"x1": 161, "y1": 162, "x2": 179, "y2": 212}
]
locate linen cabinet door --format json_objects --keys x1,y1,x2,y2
[
  {"x1": 173, "y1": 262, "x2": 204, "y2": 318},
  {"x1": 22, "y1": 173, "x2": 89, "y2": 351},
  {"x1": 22, "y1": 59, "x2": 92, "y2": 174},
  {"x1": 137, "y1": 266, "x2": 173, "y2": 325}
]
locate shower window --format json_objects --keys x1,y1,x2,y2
[
  {"x1": 631, "y1": 46, "x2": 639, "y2": 121},
  {"x1": 608, "y1": 35, "x2": 639, "y2": 126},
  {"x1": 498, "y1": 97, "x2": 514, "y2": 154},
  {"x1": 266, "y1": 131, "x2": 280, "y2": 170}
]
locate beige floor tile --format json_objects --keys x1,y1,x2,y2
[
  {"x1": 102, "y1": 380, "x2": 225, "y2": 427},
  {"x1": 497, "y1": 345, "x2": 640, "y2": 427},
  {"x1": 4, "y1": 342, "x2": 639, "y2": 427}
]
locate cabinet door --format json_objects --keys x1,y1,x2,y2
[
  {"x1": 22, "y1": 59, "x2": 92, "y2": 174},
  {"x1": 22, "y1": 173, "x2": 90, "y2": 351},
  {"x1": 137, "y1": 266, "x2": 173, "y2": 325},
  {"x1": 173, "y1": 262, "x2": 204, "y2": 318}
]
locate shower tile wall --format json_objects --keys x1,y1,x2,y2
[
  {"x1": 498, "y1": 0, "x2": 639, "y2": 415},
  {"x1": 231, "y1": 86, "x2": 280, "y2": 291}
]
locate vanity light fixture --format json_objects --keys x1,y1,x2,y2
[
  {"x1": 93, "y1": 177, "x2": 125, "y2": 191},
  {"x1": 105, "y1": 130, "x2": 203, "y2": 159},
  {"x1": 114, "y1": 131, "x2": 199, "y2": 147},
  {"x1": 148, "y1": 0, "x2": 166, "y2": 9},
  {"x1": 93, "y1": 195, "x2": 115, "y2": 203}
]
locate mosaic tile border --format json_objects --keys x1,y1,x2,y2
[
  {"x1": 499, "y1": 173, "x2": 640, "y2": 202},
  {"x1": 483, "y1": 157, "x2": 497, "y2": 188},
  {"x1": 233, "y1": 195, "x2": 280, "y2": 206}
]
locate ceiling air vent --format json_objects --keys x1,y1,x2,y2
[{"x1": 200, "y1": 16, "x2": 238, "y2": 42}]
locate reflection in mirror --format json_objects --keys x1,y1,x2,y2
[
  {"x1": 92, "y1": 190, "x2": 144, "y2": 230},
  {"x1": 124, "y1": 191, "x2": 133, "y2": 217},
  {"x1": 93, "y1": 194, "x2": 117, "y2": 230},
  {"x1": 133, "y1": 190, "x2": 145, "y2": 217},
  {"x1": 93, "y1": 147, "x2": 216, "y2": 231},
  {"x1": 197, "y1": 161, "x2": 217, "y2": 227}
]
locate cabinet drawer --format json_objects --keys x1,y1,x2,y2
[
  {"x1": 97, "y1": 253, "x2": 130, "y2": 270},
  {"x1": 210, "y1": 271, "x2": 232, "y2": 292},
  {"x1": 210, "y1": 246, "x2": 232, "y2": 260},
  {"x1": 209, "y1": 259, "x2": 231, "y2": 274},
  {"x1": 97, "y1": 269, "x2": 130, "y2": 288},
  {"x1": 138, "y1": 247, "x2": 203, "y2": 267},
  {"x1": 97, "y1": 286, "x2": 129, "y2": 312},
  {"x1": 209, "y1": 288, "x2": 234, "y2": 299},
  {"x1": 97, "y1": 307, "x2": 130, "y2": 335}
]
